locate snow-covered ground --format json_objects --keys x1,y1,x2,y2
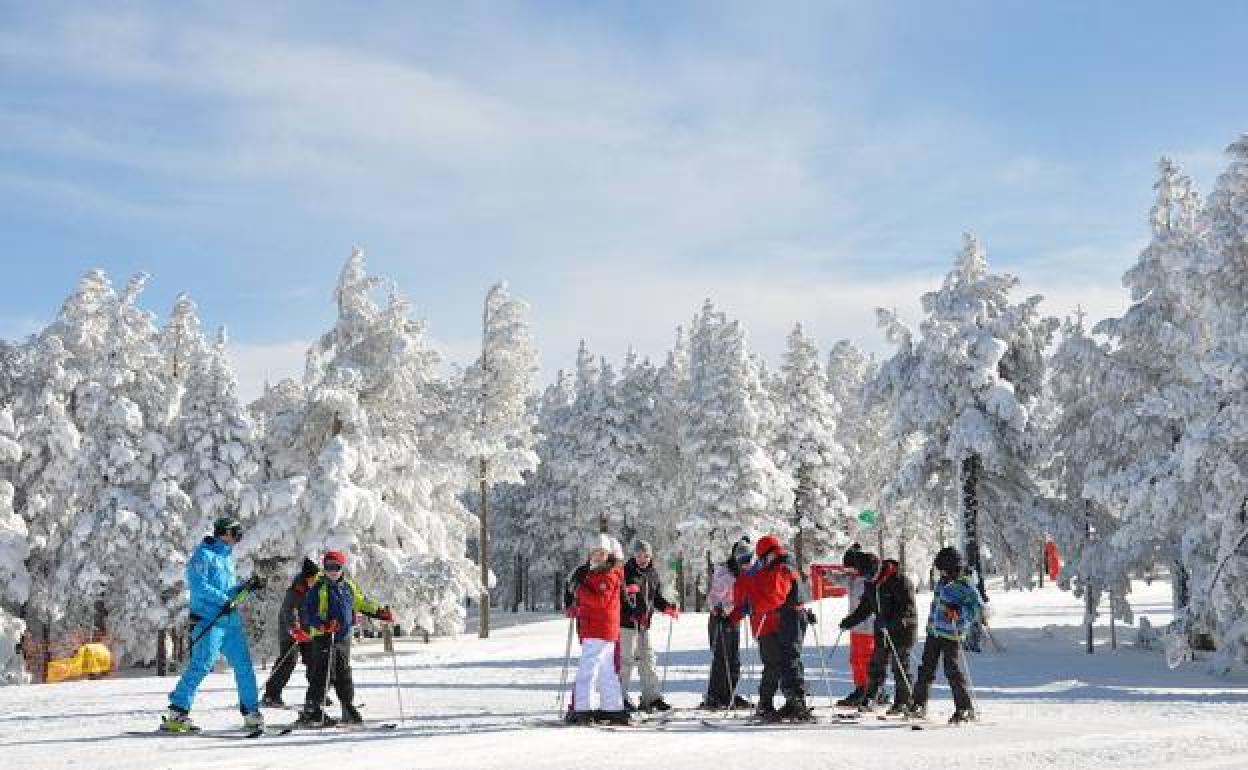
[{"x1": 3, "y1": 579, "x2": 1247, "y2": 769}]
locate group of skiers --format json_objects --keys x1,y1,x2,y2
[
  {"x1": 835, "y1": 542, "x2": 985, "y2": 723},
  {"x1": 160, "y1": 515, "x2": 985, "y2": 734},
  {"x1": 161, "y1": 516, "x2": 395, "y2": 733},
  {"x1": 562, "y1": 529, "x2": 986, "y2": 727}
]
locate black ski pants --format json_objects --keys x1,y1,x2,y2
[
  {"x1": 757, "y1": 606, "x2": 807, "y2": 706},
  {"x1": 304, "y1": 635, "x2": 355, "y2": 715},
  {"x1": 912, "y1": 633, "x2": 973, "y2": 711},
  {"x1": 863, "y1": 624, "x2": 915, "y2": 707},
  {"x1": 706, "y1": 613, "x2": 742, "y2": 706}
]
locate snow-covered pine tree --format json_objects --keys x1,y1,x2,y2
[
  {"x1": 773, "y1": 324, "x2": 850, "y2": 568},
  {"x1": 464, "y1": 282, "x2": 538, "y2": 637},
  {"x1": 1162, "y1": 136, "x2": 1248, "y2": 664},
  {"x1": 0, "y1": 404, "x2": 31, "y2": 684},
  {"x1": 267, "y1": 249, "x2": 479, "y2": 637},
  {"x1": 52, "y1": 274, "x2": 184, "y2": 662},
  {"x1": 869, "y1": 235, "x2": 1058, "y2": 595},
  {"x1": 680, "y1": 300, "x2": 793, "y2": 575}
]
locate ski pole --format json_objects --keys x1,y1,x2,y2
[
  {"x1": 808, "y1": 607, "x2": 835, "y2": 709},
  {"x1": 321, "y1": 633, "x2": 336, "y2": 725},
  {"x1": 955, "y1": 632, "x2": 979, "y2": 717},
  {"x1": 660, "y1": 615, "x2": 675, "y2": 695},
  {"x1": 880, "y1": 627, "x2": 916, "y2": 708},
  {"x1": 386, "y1": 625, "x2": 407, "y2": 726},
  {"x1": 555, "y1": 617, "x2": 575, "y2": 715}
]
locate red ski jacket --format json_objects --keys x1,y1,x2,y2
[
  {"x1": 730, "y1": 556, "x2": 803, "y2": 638},
  {"x1": 574, "y1": 561, "x2": 624, "y2": 642}
]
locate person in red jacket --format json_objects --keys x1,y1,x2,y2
[
  {"x1": 566, "y1": 533, "x2": 630, "y2": 726},
  {"x1": 730, "y1": 534, "x2": 813, "y2": 722}
]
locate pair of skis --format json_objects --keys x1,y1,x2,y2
[{"x1": 126, "y1": 721, "x2": 398, "y2": 740}]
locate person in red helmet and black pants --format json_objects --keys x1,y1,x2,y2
[
  {"x1": 295, "y1": 550, "x2": 395, "y2": 726},
  {"x1": 729, "y1": 534, "x2": 814, "y2": 723}
]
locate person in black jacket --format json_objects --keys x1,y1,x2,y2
[
  {"x1": 838, "y1": 552, "x2": 918, "y2": 715},
  {"x1": 260, "y1": 557, "x2": 322, "y2": 708},
  {"x1": 619, "y1": 539, "x2": 678, "y2": 712}
]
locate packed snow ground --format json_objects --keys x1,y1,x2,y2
[{"x1": 3, "y1": 579, "x2": 1248, "y2": 770}]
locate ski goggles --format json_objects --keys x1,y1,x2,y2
[{"x1": 323, "y1": 563, "x2": 344, "y2": 573}]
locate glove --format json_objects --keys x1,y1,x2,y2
[
  {"x1": 375, "y1": 606, "x2": 395, "y2": 623},
  {"x1": 564, "y1": 606, "x2": 580, "y2": 619},
  {"x1": 805, "y1": 609, "x2": 818, "y2": 625},
  {"x1": 624, "y1": 584, "x2": 641, "y2": 595},
  {"x1": 839, "y1": 617, "x2": 853, "y2": 630},
  {"x1": 662, "y1": 606, "x2": 680, "y2": 619},
  {"x1": 290, "y1": 626, "x2": 312, "y2": 644},
  {"x1": 323, "y1": 619, "x2": 342, "y2": 635}
]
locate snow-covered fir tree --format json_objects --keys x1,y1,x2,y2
[
  {"x1": 680, "y1": 300, "x2": 793, "y2": 573},
  {"x1": 0, "y1": 404, "x2": 31, "y2": 684},
  {"x1": 772, "y1": 324, "x2": 850, "y2": 567},
  {"x1": 870, "y1": 235, "x2": 1058, "y2": 594}
]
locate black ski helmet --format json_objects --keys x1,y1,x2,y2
[
  {"x1": 213, "y1": 516, "x2": 243, "y2": 539},
  {"x1": 842, "y1": 543, "x2": 863, "y2": 570},
  {"x1": 934, "y1": 546, "x2": 964, "y2": 574}
]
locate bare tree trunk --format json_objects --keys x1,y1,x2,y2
[
  {"x1": 511, "y1": 552, "x2": 523, "y2": 613},
  {"x1": 479, "y1": 457, "x2": 491, "y2": 639},
  {"x1": 157, "y1": 629, "x2": 168, "y2": 676},
  {"x1": 961, "y1": 453, "x2": 986, "y2": 600}
]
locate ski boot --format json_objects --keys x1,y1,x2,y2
[
  {"x1": 904, "y1": 703, "x2": 927, "y2": 721},
  {"x1": 296, "y1": 706, "x2": 337, "y2": 727},
  {"x1": 599, "y1": 710, "x2": 632, "y2": 726},
  {"x1": 778, "y1": 694, "x2": 815, "y2": 723},
  {"x1": 732, "y1": 695, "x2": 754, "y2": 710},
  {"x1": 949, "y1": 708, "x2": 976, "y2": 725},
  {"x1": 643, "y1": 697, "x2": 672, "y2": 713},
  {"x1": 885, "y1": 702, "x2": 909, "y2": 717},
  {"x1": 161, "y1": 706, "x2": 199, "y2": 733},
  {"x1": 242, "y1": 711, "x2": 265, "y2": 729},
  {"x1": 260, "y1": 694, "x2": 285, "y2": 708},
  {"x1": 340, "y1": 703, "x2": 364, "y2": 725},
  {"x1": 753, "y1": 701, "x2": 781, "y2": 723},
  {"x1": 623, "y1": 696, "x2": 638, "y2": 713},
  {"x1": 569, "y1": 710, "x2": 595, "y2": 726},
  {"x1": 835, "y1": 687, "x2": 864, "y2": 708}
]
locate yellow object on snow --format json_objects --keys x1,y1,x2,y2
[{"x1": 45, "y1": 643, "x2": 113, "y2": 683}]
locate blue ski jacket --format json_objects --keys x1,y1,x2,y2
[
  {"x1": 187, "y1": 536, "x2": 246, "y2": 620},
  {"x1": 926, "y1": 575, "x2": 984, "y2": 640}
]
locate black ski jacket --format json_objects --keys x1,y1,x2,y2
[
  {"x1": 621, "y1": 557, "x2": 673, "y2": 630},
  {"x1": 842, "y1": 559, "x2": 918, "y2": 634}
]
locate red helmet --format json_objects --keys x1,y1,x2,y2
[
  {"x1": 322, "y1": 550, "x2": 348, "y2": 569},
  {"x1": 755, "y1": 534, "x2": 786, "y2": 559}
]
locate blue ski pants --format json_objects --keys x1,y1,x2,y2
[{"x1": 169, "y1": 612, "x2": 259, "y2": 714}]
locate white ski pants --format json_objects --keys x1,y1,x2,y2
[
  {"x1": 574, "y1": 638, "x2": 624, "y2": 713},
  {"x1": 619, "y1": 627, "x2": 660, "y2": 705}
]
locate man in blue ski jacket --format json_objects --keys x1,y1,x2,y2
[{"x1": 163, "y1": 516, "x2": 264, "y2": 733}]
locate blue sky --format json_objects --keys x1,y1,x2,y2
[{"x1": 2, "y1": 1, "x2": 1246, "y2": 399}]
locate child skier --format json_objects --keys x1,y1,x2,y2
[
  {"x1": 838, "y1": 550, "x2": 918, "y2": 715},
  {"x1": 261, "y1": 557, "x2": 322, "y2": 708},
  {"x1": 163, "y1": 516, "x2": 264, "y2": 733},
  {"x1": 835, "y1": 544, "x2": 875, "y2": 708},
  {"x1": 620, "y1": 539, "x2": 679, "y2": 712},
  {"x1": 566, "y1": 533, "x2": 629, "y2": 726},
  {"x1": 729, "y1": 534, "x2": 812, "y2": 723},
  {"x1": 294, "y1": 550, "x2": 395, "y2": 726},
  {"x1": 907, "y1": 545, "x2": 984, "y2": 724},
  {"x1": 702, "y1": 537, "x2": 753, "y2": 710}
]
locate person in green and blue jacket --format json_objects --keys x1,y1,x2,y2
[
  {"x1": 907, "y1": 546, "x2": 983, "y2": 724},
  {"x1": 293, "y1": 550, "x2": 395, "y2": 726}
]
